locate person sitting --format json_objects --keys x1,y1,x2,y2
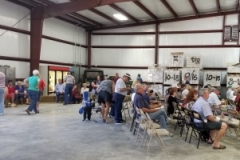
[
  {"x1": 226, "y1": 85, "x2": 232, "y2": 99},
  {"x1": 208, "y1": 88, "x2": 225, "y2": 114},
  {"x1": 72, "y1": 85, "x2": 81, "y2": 104},
  {"x1": 134, "y1": 84, "x2": 173, "y2": 136},
  {"x1": 182, "y1": 89, "x2": 198, "y2": 110},
  {"x1": 167, "y1": 87, "x2": 179, "y2": 116},
  {"x1": 4, "y1": 80, "x2": 16, "y2": 107},
  {"x1": 14, "y1": 81, "x2": 26, "y2": 105},
  {"x1": 131, "y1": 80, "x2": 140, "y2": 93},
  {"x1": 55, "y1": 79, "x2": 65, "y2": 103},
  {"x1": 192, "y1": 88, "x2": 227, "y2": 149},
  {"x1": 234, "y1": 88, "x2": 240, "y2": 112},
  {"x1": 182, "y1": 84, "x2": 191, "y2": 100}
]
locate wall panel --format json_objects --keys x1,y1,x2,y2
[
  {"x1": 158, "y1": 48, "x2": 239, "y2": 67},
  {"x1": 93, "y1": 25, "x2": 155, "y2": 33},
  {"x1": 0, "y1": 60, "x2": 29, "y2": 78},
  {"x1": 0, "y1": 29, "x2": 30, "y2": 58},
  {"x1": 41, "y1": 39, "x2": 86, "y2": 65},
  {"x1": 225, "y1": 14, "x2": 238, "y2": 25},
  {"x1": 43, "y1": 18, "x2": 86, "y2": 44},
  {"x1": 0, "y1": 1, "x2": 30, "y2": 31},
  {"x1": 159, "y1": 33, "x2": 222, "y2": 45},
  {"x1": 92, "y1": 35, "x2": 155, "y2": 46},
  {"x1": 160, "y1": 16, "x2": 223, "y2": 31},
  {"x1": 92, "y1": 48, "x2": 154, "y2": 66}
]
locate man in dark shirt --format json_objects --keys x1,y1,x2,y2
[{"x1": 134, "y1": 84, "x2": 172, "y2": 135}]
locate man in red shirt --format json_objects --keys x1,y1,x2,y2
[
  {"x1": 4, "y1": 80, "x2": 16, "y2": 107},
  {"x1": 37, "y1": 78, "x2": 45, "y2": 112}
]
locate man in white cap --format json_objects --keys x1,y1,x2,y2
[{"x1": 114, "y1": 73, "x2": 131, "y2": 124}]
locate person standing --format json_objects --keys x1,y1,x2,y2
[
  {"x1": 55, "y1": 79, "x2": 65, "y2": 103},
  {"x1": 36, "y1": 77, "x2": 46, "y2": 112},
  {"x1": 113, "y1": 73, "x2": 120, "y2": 84},
  {"x1": 63, "y1": 72, "x2": 75, "y2": 105},
  {"x1": 91, "y1": 75, "x2": 101, "y2": 100},
  {"x1": 97, "y1": 79, "x2": 115, "y2": 123},
  {"x1": 25, "y1": 70, "x2": 40, "y2": 115},
  {"x1": 114, "y1": 73, "x2": 131, "y2": 124},
  {"x1": 0, "y1": 72, "x2": 6, "y2": 116},
  {"x1": 136, "y1": 74, "x2": 143, "y2": 83}
]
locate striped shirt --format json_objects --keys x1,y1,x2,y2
[
  {"x1": 0, "y1": 72, "x2": 5, "y2": 88},
  {"x1": 64, "y1": 75, "x2": 75, "y2": 84},
  {"x1": 97, "y1": 80, "x2": 113, "y2": 94}
]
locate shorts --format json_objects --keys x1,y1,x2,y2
[
  {"x1": 98, "y1": 90, "x2": 112, "y2": 104},
  {"x1": 5, "y1": 93, "x2": 14, "y2": 99},
  {"x1": 196, "y1": 121, "x2": 222, "y2": 130}
]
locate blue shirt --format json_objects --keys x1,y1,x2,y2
[
  {"x1": 15, "y1": 85, "x2": 25, "y2": 93},
  {"x1": 226, "y1": 89, "x2": 232, "y2": 99},
  {"x1": 192, "y1": 97, "x2": 213, "y2": 123},
  {"x1": 142, "y1": 93, "x2": 150, "y2": 105},
  {"x1": 133, "y1": 93, "x2": 150, "y2": 109},
  {"x1": 27, "y1": 76, "x2": 39, "y2": 91},
  {"x1": 55, "y1": 83, "x2": 65, "y2": 92}
]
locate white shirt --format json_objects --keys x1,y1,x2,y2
[
  {"x1": 182, "y1": 89, "x2": 189, "y2": 99},
  {"x1": 115, "y1": 78, "x2": 127, "y2": 96},
  {"x1": 208, "y1": 92, "x2": 221, "y2": 105},
  {"x1": 81, "y1": 87, "x2": 89, "y2": 94},
  {"x1": 229, "y1": 90, "x2": 236, "y2": 101}
]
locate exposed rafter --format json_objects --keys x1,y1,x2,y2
[
  {"x1": 71, "y1": 13, "x2": 102, "y2": 26},
  {"x1": 34, "y1": 0, "x2": 137, "y2": 18},
  {"x1": 89, "y1": 8, "x2": 120, "y2": 24},
  {"x1": 188, "y1": 0, "x2": 199, "y2": 17},
  {"x1": 109, "y1": 4, "x2": 138, "y2": 23},
  {"x1": 91, "y1": 10, "x2": 238, "y2": 31},
  {"x1": 160, "y1": 0, "x2": 178, "y2": 18},
  {"x1": 216, "y1": 0, "x2": 221, "y2": 14},
  {"x1": 66, "y1": 14, "x2": 93, "y2": 26},
  {"x1": 133, "y1": 1, "x2": 158, "y2": 21},
  {"x1": 236, "y1": 0, "x2": 239, "y2": 11}
]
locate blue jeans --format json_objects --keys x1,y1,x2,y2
[
  {"x1": 14, "y1": 93, "x2": 24, "y2": 102},
  {"x1": 0, "y1": 88, "x2": 4, "y2": 114},
  {"x1": 114, "y1": 93, "x2": 125, "y2": 122},
  {"x1": 64, "y1": 84, "x2": 73, "y2": 104},
  {"x1": 56, "y1": 92, "x2": 64, "y2": 102},
  {"x1": 149, "y1": 109, "x2": 168, "y2": 129},
  {"x1": 27, "y1": 90, "x2": 38, "y2": 113}
]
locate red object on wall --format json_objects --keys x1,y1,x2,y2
[{"x1": 49, "y1": 66, "x2": 69, "y2": 71}]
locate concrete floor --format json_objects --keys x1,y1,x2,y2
[{"x1": 0, "y1": 103, "x2": 240, "y2": 160}]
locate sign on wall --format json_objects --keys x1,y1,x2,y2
[
  {"x1": 170, "y1": 52, "x2": 184, "y2": 67},
  {"x1": 150, "y1": 84, "x2": 163, "y2": 95},
  {"x1": 227, "y1": 76, "x2": 240, "y2": 87},
  {"x1": 203, "y1": 71, "x2": 221, "y2": 86},
  {"x1": 181, "y1": 68, "x2": 200, "y2": 84},
  {"x1": 148, "y1": 66, "x2": 163, "y2": 83},
  {"x1": 164, "y1": 70, "x2": 180, "y2": 84},
  {"x1": 231, "y1": 25, "x2": 239, "y2": 41},
  {"x1": 227, "y1": 64, "x2": 240, "y2": 73},
  {"x1": 186, "y1": 56, "x2": 202, "y2": 68},
  {"x1": 224, "y1": 26, "x2": 231, "y2": 41}
]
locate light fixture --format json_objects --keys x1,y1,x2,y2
[{"x1": 113, "y1": 14, "x2": 128, "y2": 21}]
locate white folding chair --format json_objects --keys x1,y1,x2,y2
[
  {"x1": 143, "y1": 112, "x2": 169, "y2": 154},
  {"x1": 227, "y1": 109, "x2": 240, "y2": 140}
]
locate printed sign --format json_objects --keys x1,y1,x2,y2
[
  {"x1": 203, "y1": 71, "x2": 221, "y2": 86},
  {"x1": 181, "y1": 68, "x2": 199, "y2": 84},
  {"x1": 148, "y1": 66, "x2": 163, "y2": 83},
  {"x1": 164, "y1": 70, "x2": 180, "y2": 84},
  {"x1": 150, "y1": 84, "x2": 163, "y2": 95},
  {"x1": 227, "y1": 76, "x2": 240, "y2": 87},
  {"x1": 186, "y1": 56, "x2": 202, "y2": 68},
  {"x1": 170, "y1": 52, "x2": 184, "y2": 67}
]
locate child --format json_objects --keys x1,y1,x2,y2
[
  {"x1": 5, "y1": 80, "x2": 16, "y2": 107},
  {"x1": 72, "y1": 85, "x2": 82, "y2": 104}
]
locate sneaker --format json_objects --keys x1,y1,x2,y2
[{"x1": 11, "y1": 103, "x2": 16, "y2": 107}]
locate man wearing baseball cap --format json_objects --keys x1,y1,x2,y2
[{"x1": 114, "y1": 73, "x2": 131, "y2": 124}]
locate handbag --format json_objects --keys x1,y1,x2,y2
[{"x1": 79, "y1": 106, "x2": 85, "y2": 114}]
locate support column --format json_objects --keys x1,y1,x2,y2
[
  {"x1": 87, "y1": 31, "x2": 92, "y2": 69},
  {"x1": 155, "y1": 23, "x2": 159, "y2": 64},
  {"x1": 30, "y1": 10, "x2": 44, "y2": 75}
]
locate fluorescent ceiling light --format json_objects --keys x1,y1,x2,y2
[{"x1": 113, "y1": 14, "x2": 128, "y2": 21}]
